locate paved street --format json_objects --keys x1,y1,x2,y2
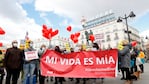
[
  {"x1": 45, "y1": 63, "x2": 149, "y2": 84},
  {"x1": 3, "y1": 63, "x2": 149, "y2": 84},
  {"x1": 42, "y1": 63, "x2": 149, "y2": 84}
]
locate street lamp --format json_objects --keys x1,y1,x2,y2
[{"x1": 117, "y1": 11, "x2": 136, "y2": 43}]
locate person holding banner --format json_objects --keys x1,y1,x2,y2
[
  {"x1": 54, "y1": 46, "x2": 65, "y2": 84},
  {"x1": 92, "y1": 43, "x2": 104, "y2": 84},
  {"x1": 0, "y1": 50, "x2": 5, "y2": 84},
  {"x1": 92, "y1": 43, "x2": 100, "y2": 51},
  {"x1": 38, "y1": 44, "x2": 47, "y2": 84},
  {"x1": 4, "y1": 40, "x2": 24, "y2": 84},
  {"x1": 130, "y1": 47, "x2": 138, "y2": 74},
  {"x1": 118, "y1": 40, "x2": 132, "y2": 83},
  {"x1": 23, "y1": 41, "x2": 38, "y2": 84}
]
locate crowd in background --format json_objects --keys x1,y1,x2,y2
[
  {"x1": 0, "y1": 39, "x2": 149, "y2": 84},
  {"x1": 118, "y1": 40, "x2": 146, "y2": 84}
]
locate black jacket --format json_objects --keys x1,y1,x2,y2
[{"x1": 4, "y1": 47, "x2": 23, "y2": 70}]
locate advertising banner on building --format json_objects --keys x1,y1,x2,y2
[
  {"x1": 40, "y1": 49, "x2": 118, "y2": 78},
  {"x1": 95, "y1": 33, "x2": 104, "y2": 40}
]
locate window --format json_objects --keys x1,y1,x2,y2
[
  {"x1": 102, "y1": 40, "x2": 105, "y2": 43},
  {"x1": 108, "y1": 44, "x2": 111, "y2": 49},
  {"x1": 113, "y1": 29, "x2": 118, "y2": 32},
  {"x1": 81, "y1": 35, "x2": 84, "y2": 39},
  {"x1": 82, "y1": 41, "x2": 84, "y2": 44},
  {"x1": 102, "y1": 45, "x2": 105, "y2": 50},
  {"x1": 105, "y1": 31, "x2": 110, "y2": 34},
  {"x1": 124, "y1": 36, "x2": 127, "y2": 39},
  {"x1": 106, "y1": 35, "x2": 111, "y2": 41},
  {"x1": 114, "y1": 33, "x2": 119, "y2": 40}
]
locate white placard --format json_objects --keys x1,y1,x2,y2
[{"x1": 25, "y1": 51, "x2": 39, "y2": 61}]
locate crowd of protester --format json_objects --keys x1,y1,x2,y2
[
  {"x1": 118, "y1": 40, "x2": 146, "y2": 84},
  {"x1": 0, "y1": 39, "x2": 148, "y2": 84}
]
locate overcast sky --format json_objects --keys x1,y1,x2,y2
[{"x1": 0, "y1": 0, "x2": 149, "y2": 44}]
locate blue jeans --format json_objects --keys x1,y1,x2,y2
[{"x1": 23, "y1": 63, "x2": 36, "y2": 84}]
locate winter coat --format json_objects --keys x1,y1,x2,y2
[
  {"x1": 0, "y1": 54, "x2": 5, "y2": 74},
  {"x1": 0, "y1": 54, "x2": 4, "y2": 68},
  {"x1": 138, "y1": 51, "x2": 145, "y2": 59},
  {"x1": 119, "y1": 44, "x2": 132, "y2": 68},
  {"x1": 4, "y1": 47, "x2": 23, "y2": 70},
  {"x1": 38, "y1": 48, "x2": 46, "y2": 58}
]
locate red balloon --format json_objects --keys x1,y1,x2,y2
[
  {"x1": 0, "y1": 27, "x2": 5, "y2": 35},
  {"x1": 48, "y1": 33, "x2": 52, "y2": 40},
  {"x1": 89, "y1": 35, "x2": 95, "y2": 42},
  {"x1": 43, "y1": 33, "x2": 52, "y2": 40},
  {"x1": 42, "y1": 24, "x2": 47, "y2": 29},
  {"x1": 42, "y1": 25, "x2": 54, "y2": 40},
  {"x1": 131, "y1": 41, "x2": 137, "y2": 47},
  {"x1": 73, "y1": 38, "x2": 78, "y2": 43},
  {"x1": 54, "y1": 29, "x2": 59, "y2": 35},
  {"x1": 42, "y1": 28, "x2": 47, "y2": 33},
  {"x1": 75, "y1": 32, "x2": 80, "y2": 37},
  {"x1": 0, "y1": 42, "x2": 3, "y2": 47},
  {"x1": 70, "y1": 33, "x2": 80, "y2": 43},
  {"x1": 51, "y1": 29, "x2": 59, "y2": 37},
  {"x1": 42, "y1": 33, "x2": 49, "y2": 39},
  {"x1": 48, "y1": 28, "x2": 52, "y2": 34},
  {"x1": 67, "y1": 26, "x2": 72, "y2": 32},
  {"x1": 70, "y1": 34, "x2": 74, "y2": 40}
]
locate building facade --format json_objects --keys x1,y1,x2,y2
[
  {"x1": 2, "y1": 12, "x2": 140, "y2": 51},
  {"x1": 33, "y1": 35, "x2": 70, "y2": 50},
  {"x1": 79, "y1": 12, "x2": 140, "y2": 49}
]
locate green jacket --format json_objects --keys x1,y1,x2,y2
[{"x1": 0, "y1": 54, "x2": 4, "y2": 67}]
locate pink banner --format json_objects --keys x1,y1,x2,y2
[{"x1": 40, "y1": 49, "x2": 118, "y2": 78}]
